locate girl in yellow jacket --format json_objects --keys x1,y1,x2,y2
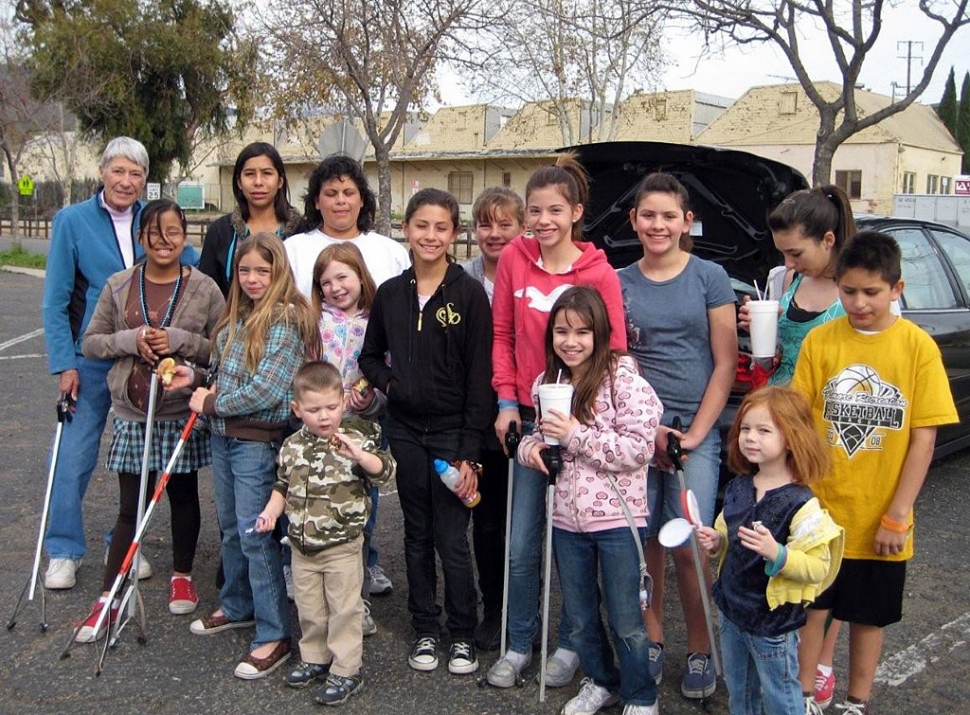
[{"x1": 697, "y1": 387, "x2": 843, "y2": 715}]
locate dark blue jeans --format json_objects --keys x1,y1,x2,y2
[
  {"x1": 554, "y1": 526, "x2": 657, "y2": 706},
  {"x1": 385, "y1": 416, "x2": 477, "y2": 640}
]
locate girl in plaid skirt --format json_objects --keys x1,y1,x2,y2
[{"x1": 77, "y1": 199, "x2": 225, "y2": 642}]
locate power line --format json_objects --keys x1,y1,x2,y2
[{"x1": 897, "y1": 40, "x2": 924, "y2": 95}]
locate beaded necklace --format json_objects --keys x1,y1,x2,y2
[{"x1": 139, "y1": 265, "x2": 184, "y2": 328}]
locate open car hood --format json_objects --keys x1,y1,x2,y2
[{"x1": 567, "y1": 142, "x2": 809, "y2": 285}]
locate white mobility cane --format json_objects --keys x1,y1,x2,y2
[
  {"x1": 666, "y1": 418, "x2": 721, "y2": 678},
  {"x1": 6, "y1": 393, "x2": 74, "y2": 633}
]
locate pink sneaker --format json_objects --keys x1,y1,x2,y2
[
  {"x1": 814, "y1": 668, "x2": 836, "y2": 709},
  {"x1": 169, "y1": 576, "x2": 199, "y2": 615}
]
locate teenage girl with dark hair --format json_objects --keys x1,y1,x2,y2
[
  {"x1": 740, "y1": 185, "x2": 857, "y2": 386},
  {"x1": 199, "y1": 142, "x2": 303, "y2": 297}
]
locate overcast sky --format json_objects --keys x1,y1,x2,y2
[
  {"x1": 665, "y1": 5, "x2": 970, "y2": 102},
  {"x1": 441, "y1": 4, "x2": 970, "y2": 107}
]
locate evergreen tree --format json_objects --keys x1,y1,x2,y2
[
  {"x1": 17, "y1": 0, "x2": 257, "y2": 183},
  {"x1": 938, "y1": 67, "x2": 958, "y2": 139},
  {"x1": 959, "y1": 72, "x2": 970, "y2": 174}
]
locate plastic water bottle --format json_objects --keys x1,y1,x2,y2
[{"x1": 433, "y1": 459, "x2": 481, "y2": 508}]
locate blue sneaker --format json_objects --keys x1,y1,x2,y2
[
  {"x1": 681, "y1": 653, "x2": 716, "y2": 699},
  {"x1": 648, "y1": 643, "x2": 664, "y2": 685}
]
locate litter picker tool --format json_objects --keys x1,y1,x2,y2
[
  {"x1": 111, "y1": 369, "x2": 161, "y2": 649},
  {"x1": 477, "y1": 421, "x2": 525, "y2": 690},
  {"x1": 537, "y1": 442, "x2": 561, "y2": 703},
  {"x1": 499, "y1": 422, "x2": 519, "y2": 659},
  {"x1": 7, "y1": 393, "x2": 74, "y2": 633},
  {"x1": 666, "y1": 417, "x2": 721, "y2": 678}
]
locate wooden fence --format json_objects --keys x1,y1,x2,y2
[{"x1": 0, "y1": 217, "x2": 479, "y2": 259}]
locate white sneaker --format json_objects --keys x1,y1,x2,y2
[
  {"x1": 368, "y1": 564, "x2": 393, "y2": 595},
  {"x1": 283, "y1": 565, "x2": 294, "y2": 601},
  {"x1": 545, "y1": 648, "x2": 580, "y2": 687},
  {"x1": 623, "y1": 704, "x2": 659, "y2": 715},
  {"x1": 103, "y1": 548, "x2": 152, "y2": 580},
  {"x1": 136, "y1": 555, "x2": 152, "y2": 580},
  {"x1": 486, "y1": 649, "x2": 532, "y2": 687},
  {"x1": 45, "y1": 558, "x2": 81, "y2": 590},
  {"x1": 362, "y1": 600, "x2": 377, "y2": 637},
  {"x1": 562, "y1": 677, "x2": 619, "y2": 715}
]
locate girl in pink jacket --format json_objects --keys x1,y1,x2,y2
[{"x1": 518, "y1": 286, "x2": 663, "y2": 715}]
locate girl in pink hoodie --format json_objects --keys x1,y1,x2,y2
[
  {"x1": 518, "y1": 286, "x2": 662, "y2": 715},
  {"x1": 487, "y1": 152, "x2": 627, "y2": 689}
]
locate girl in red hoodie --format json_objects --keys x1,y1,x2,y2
[{"x1": 487, "y1": 152, "x2": 627, "y2": 688}]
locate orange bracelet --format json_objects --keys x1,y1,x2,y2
[{"x1": 880, "y1": 514, "x2": 911, "y2": 534}]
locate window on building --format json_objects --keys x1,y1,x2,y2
[
  {"x1": 448, "y1": 171, "x2": 474, "y2": 204},
  {"x1": 941, "y1": 176, "x2": 952, "y2": 194},
  {"x1": 502, "y1": 172, "x2": 512, "y2": 188},
  {"x1": 902, "y1": 172, "x2": 916, "y2": 194},
  {"x1": 779, "y1": 91, "x2": 798, "y2": 115},
  {"x1": 835, "y1": 170, "x2": 862, "y2": 199},
  {"x1": 654, "y1": 99, "x2": 667, "y2": 120},
  {"x1": 926, "y1": 174, "x2": 940, "y2": 194}
]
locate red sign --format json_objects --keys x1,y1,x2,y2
[{"x1": 955, "y1": 176, "x2": 970, "y2": 195}]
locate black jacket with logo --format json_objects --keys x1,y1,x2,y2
[{"x1": 359, "y1": 262, "x2": 493, "y2": 462}]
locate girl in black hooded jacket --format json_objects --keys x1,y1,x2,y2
[{"x1": 359, "y1": 188, "x2": 492, "y2": 676}]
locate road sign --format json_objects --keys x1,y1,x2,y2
[
  {"x1": 955, "y1": 176, "x2": 970, "y2": 196},
  {"x1": 147, "y1": 182, "x2": 161, "y2": 201},
  {"x1": 17, "y1": 175, "x2": 34, "y2": 197}
]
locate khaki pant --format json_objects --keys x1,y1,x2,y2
[{"x1": 291, "y1": 535, "x2": 364, "y2": 677}]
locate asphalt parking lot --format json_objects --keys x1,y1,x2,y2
[{"x1": 1, "y1": 266, "x2": 969, "y2": 714}]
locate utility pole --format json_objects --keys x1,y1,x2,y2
[{"x1": 897, "y1": 40, "x2": 924, "y2": 95}]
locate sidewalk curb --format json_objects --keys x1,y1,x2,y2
[{"x1": 2, "y1": 265, "x2": 45, "y2": 278}]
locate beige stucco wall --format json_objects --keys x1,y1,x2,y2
[{"x1": 366, "y1": 157, "x2": 552, "y2": 220}]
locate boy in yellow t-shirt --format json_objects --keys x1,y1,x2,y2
[{"x1": 791, "y1": 230, "x2": 958, "y2": 715}]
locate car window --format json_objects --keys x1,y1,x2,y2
[
  {"x1": 884, "y1": 227, "x2": 957, "y2": 310},
  {"x1": 929, "y1": 227, "x2": 970, "y2": 303}
]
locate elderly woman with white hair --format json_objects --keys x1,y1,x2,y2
[{"x1": 41, "y1": 136, "x2": 199, "y2": 591}]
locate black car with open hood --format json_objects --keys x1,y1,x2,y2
[{"x1": 568, "y1": 141, "x2": 809, "y2": 285}]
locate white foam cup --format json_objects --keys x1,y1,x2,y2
[
  {"x1": 747, "y1": 299, "x2": 779, "y2": 358},
  {"x1": 537, "y1": 383, "x2": 574, "y2": 446}
]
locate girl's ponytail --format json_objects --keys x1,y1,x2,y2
[
  {"x1": 767, "y1": 185, "x2": 857, "y2": 253},
  {"x1": 819, "y1": 184, "x2": 857, "y2": 252},
  {"x1": 525, "y1": 151, "x2": 590, "y2": 241}
]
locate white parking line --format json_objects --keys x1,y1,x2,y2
[
  {"x1": 0, "y1": 353, "x2": 44, "y2": 361},
  {"x1": 0, "y1": 328, "x2": 44, "y2": 352},
  {"x1": 875, "y1": 611, "x2": 970, "y2": 686}
]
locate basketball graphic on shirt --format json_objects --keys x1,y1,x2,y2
[{"x1": 821, "y1": 364, "x2": 907, "y2": 458}]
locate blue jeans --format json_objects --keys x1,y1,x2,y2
[
  {"x1": 365, "y1": 485, "x2": 380, "y2": 568},
  {"x1": 211, "y1": 434, "x2": 290, "y2": 648},
  {"x1": 554, "y1": 527, "x2": 657, "y2": 706},
  {"x1": 45, "y1": 357, "x2": 112, "y2": 560},
  {"x1": 507, "y1": 422, "x2": 573, "y2": 654},
  {"x1": 646, "y1": 426, "x2": 721, "y2": 534},
  {"x1": 718, "y1": 610, "x2": 803, "y2": 715}
]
